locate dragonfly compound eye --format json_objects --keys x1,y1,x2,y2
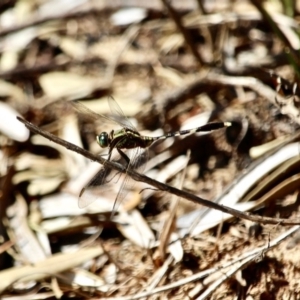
[{"x1": 97, "y1": 132, "x2": 109, "y2": 148}]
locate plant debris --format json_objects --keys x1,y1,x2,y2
[{"x1": 1, "y1": 0, "x2": 300, "y2": 299}]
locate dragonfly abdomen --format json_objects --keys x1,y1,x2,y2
[{"x1": 152, "y1": 122, "x2": 231, "y2": 141}]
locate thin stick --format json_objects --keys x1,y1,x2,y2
[
  {"x1": 17, "y1": 116, "x2": 300, "y2": 226},
  {"x1": 161, "y1": 0, "x2": 203, "y2": 66}
]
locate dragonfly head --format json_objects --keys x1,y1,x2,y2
[{"x1": 96, "y1": 132, "x2": 109, "y2": 148}]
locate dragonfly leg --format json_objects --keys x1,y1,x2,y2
[
  {"x1": 117, "y1": 148, "x2": 130, "y2": 167},
  {"x1": 102, "y1": 149, "x2": 112, "y2": 166}
]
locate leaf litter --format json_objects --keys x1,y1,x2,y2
[{"x1": 1, "y1": 0, "x2": 300, "y2": 299}]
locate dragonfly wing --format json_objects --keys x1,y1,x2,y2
[
  {"x1": 71, "y1": 100, "x2": 121, "y2": 126},
  {"x1": 107, "y1": 96, "x2": 136, "y2": 131},
  {"x1": 131, "y1": 147, "x2": 148, "y2": 175},
  {"x1": 110, "y1": 147, "x2": 147, "y2": 215},
  {"x1": 71, "y1": 99, "x2": 136, "y2": 131},
  {"x1": 78, "y1": 166, "x2": 110, "y2": 208}
]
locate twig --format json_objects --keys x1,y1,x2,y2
[
  {"x1": 0, "y1": 2, "x2": 198, "y2": 39},
  {"x1": 17, "y1": 116, "x2": 300, "y2": 226},
  {"x1": 0, "y1": 57, "x2": 105, "y2": 80},
  {"x1": 0, "y1": 7, "x2": 102, "y2": 38},
  {"x1": 161, "y1": 0, "x2": 203, "y2": 66},
  {"x1": 250, "y1": 0, "x2": 300, "y2": 75}
]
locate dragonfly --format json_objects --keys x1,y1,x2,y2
[{"x1": 72, "y1": 97, "x2": 231, "y2": 212}]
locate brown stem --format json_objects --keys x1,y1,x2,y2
[{"x1": 17, "y1": 116, "x2": 300, "y2": 226}]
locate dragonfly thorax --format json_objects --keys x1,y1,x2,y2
[{"x1": 97, "y1": 132, "x2": 110, "y2": 148}]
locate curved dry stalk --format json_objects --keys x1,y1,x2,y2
[{"x1": 17, "y1": 116, "x2": 300, "y2": 226}]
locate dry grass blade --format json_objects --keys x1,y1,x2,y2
[
  {"x1": 182, "y1": 141, "x2": 300, "y2": 236},
  {"x1": 0, "y1": 247, "x2": 103, "y2": 293}
]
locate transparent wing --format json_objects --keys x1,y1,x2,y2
[
  {"x1": 108, "y1": 96, "x2": 136, "y2": 131},
  {"x1": 79, "y1": 149, "x2": 149, "y2": 211},
  {"x1": 71, "y1": 100, "x2": 119, "y2": 126},
  {"x1": 132, "y1": 148, "x2": 149, "y2": 174},
  {"x1": 111, "y1": 147, "x2": 149, "y2": 215},
  {"x1": 71, "y1": 98, "x2": 136, "y2": 131},
  {"x1": 78, "y1": 166, "x2": 110, "y2": 208},
  {"x1": 75, "y1": 97, "x2": 143, "y2": 211}
]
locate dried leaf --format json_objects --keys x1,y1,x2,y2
[{"x1": 0, "y1": 102, "x2": 29, "y2": 142}]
